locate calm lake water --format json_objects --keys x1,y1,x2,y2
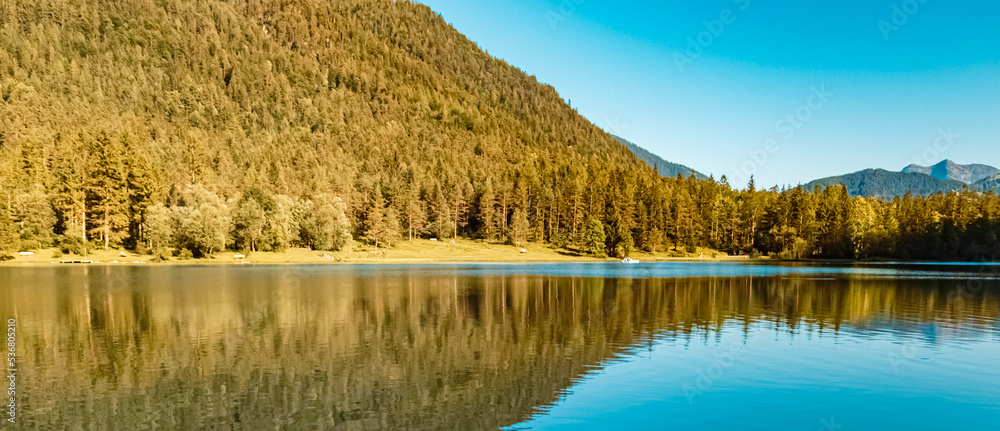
[{"x1": 2, "y1": 262, "x2": 999, "y2": 430}]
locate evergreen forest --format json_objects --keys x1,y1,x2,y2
[{"x1": 1, "y1": 0, "x2": 998, "y2": 261}]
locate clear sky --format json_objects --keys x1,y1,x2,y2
[{"x1": 416, "y1": 0, "x2": 1000, "y2": 188}]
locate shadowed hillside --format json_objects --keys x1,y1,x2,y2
[
  {"x1": 975, "y1": 173, "x2": 1000, "y2": 192},
  {"x1": 613, "y1": 135, "x2": 706, "y2": 180},
  {"x1": 805, "y1": 169, "x2": 969, "y2": 199}
]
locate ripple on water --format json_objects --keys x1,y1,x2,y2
[{"x1": 1, "y1": 264, "x2": 998, "y2": 430}]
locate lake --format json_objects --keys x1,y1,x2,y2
[{"x1": 1, "y1": 262, "x2": 999, "y2": 430}]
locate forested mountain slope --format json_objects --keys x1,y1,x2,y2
[
  {"x1": 805, "y1": 169, "x2": 969, "y2": 199},
  {"x1": 1, "y1": 0, "x2": 998, "y2": 261},
  {"x1": 0, "y1": 0, "x2": 651, "y2": 254}
]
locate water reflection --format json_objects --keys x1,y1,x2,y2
[{"x1": 1, "y1": 264, "x2": 998, "y2": 430}]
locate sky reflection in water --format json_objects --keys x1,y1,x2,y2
[{"x1": 0, "y1": 262, "x2": 997, "y2": 430}]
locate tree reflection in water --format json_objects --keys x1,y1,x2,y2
[{"x1": 1, "y1": 265, "x2": 997, "y2": 430}]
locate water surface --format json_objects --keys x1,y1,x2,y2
[{"x1": 1, "y1": 262, "x2": 998, "y2": 430}]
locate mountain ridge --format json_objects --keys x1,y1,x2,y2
[
  {"x1": 974, "y1": 172, "x2": 1000, "y2": 191},
  {"x1": 805, "y1": 160, "x2": 1000, "y2": 198},
  {"x1": 902, "y1": 160, "x2": 999, "y2": 184},
  {"x1": 805, "y1": 169, "x2": 970, "y2": 199},
  {"x1": 613, "y1": 135, "x2": 707, "y2": 180}
]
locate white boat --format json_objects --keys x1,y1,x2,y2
[{"x1": 621, "y1": 257, "x2": 640, "y2": 264}]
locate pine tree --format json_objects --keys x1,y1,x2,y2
[
  {"x1": 429, "y1": 182, "x2": 452, "y2": 240},
  {"x1": 125, "y1": 142, "x2": 160, "y2": 250},
  {"x1": 405, "y1": 194, "x2": 427, "y2": 242},
  {"x1": 648, "y1": 226, "x2": 664, "y2": 254},
  {"x1": 584, "y1": 217, "x2": 606, "y2": 257},
  {"x1": 451, "y1": 181, "x2": 470, "y2": 241},
  {"x1": 510, "y1": 209, "x2": 529, "y2": 247},
  {"x1": 568, "y1": 174, "x2": 584, "y2": 244},
  {"x1": 479, "y1": 179, "x2": 498, "y2": 242},
  {"x1": 364, "y1": 186, "x2": 387, "y2": 248},
  {"x1": 400, "y1": 173, "x2": 427, "y2": 242},
  {"x1": 52, "y1": 135, "x2": 89, "y2": 253},
  {"x1": 85, "y1": 132, "x2": 130, "y2": 250},
  {"x1": 382, "y1": 207, "x2": 402, "y2": 248},
  {"x1": 0, "y1": 199, "x2": 19, "y2": 254}
]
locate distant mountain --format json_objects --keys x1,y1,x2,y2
[
  {"x1": 805, "y1": 169, "x2": 968, "y2": 199},
  {"x1": 974, "y1": 173, "x2": 1000, "y2": 192},
  {"x1": 613, "y1": 136, "x2": 707, "y2": 180},
  {"x1": 902, "y1": 160, "x2": 999, "y2": 184}
]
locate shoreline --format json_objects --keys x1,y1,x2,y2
[
  {"x1": 0, "y1": 254, "x2": 757, "y2": 266},
  {"x1": 0, "y1": 240, "x2": 754, "y2": 266},
  {"x1": 2, "y1": 254, "x2": 993, "y2": 268},
  {"x1": 3, "y1": 240, "x2": 992, "y2": 267}
]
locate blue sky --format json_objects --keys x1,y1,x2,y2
[{"x1": 416, "y1": 0, "x2": 1000, "y2": 188}]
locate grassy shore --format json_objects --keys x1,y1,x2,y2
[{"x1": 0, "y1": 239, "x2": 751, "y2": 265}]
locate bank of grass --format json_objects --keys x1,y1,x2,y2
[{"x1": 1, "y1": 239, "x2": 748, "y2": 265}]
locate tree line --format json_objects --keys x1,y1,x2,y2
[
  {"x1": 0, "y1": 131, "x2": 352, "y2": 258},
  {"x1": 2, "y1": 127, "x2": 999, "y2": 262}
]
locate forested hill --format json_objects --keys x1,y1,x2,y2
[
  {"x1": 805, "y1": 167, "x2": 1000, "y2": 199},
  {"x1": 614, "y1": 135, "x2": 707, "y2": 180},
  {"x1": 0, "y1": 0, "x2": 650, "y2": 252},
  {"x1": 1, "y1": 0, "x2": 649, "y2": 184},
  {"x1": 976, "y1": 173, "x2": 1000, "y2": 192},
  {"x1": 805, "y1": 169, "x2": 970, "y2": 199},
  {"x1": 1, "y1": 0, "x2": 999, "y2": 262}
]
